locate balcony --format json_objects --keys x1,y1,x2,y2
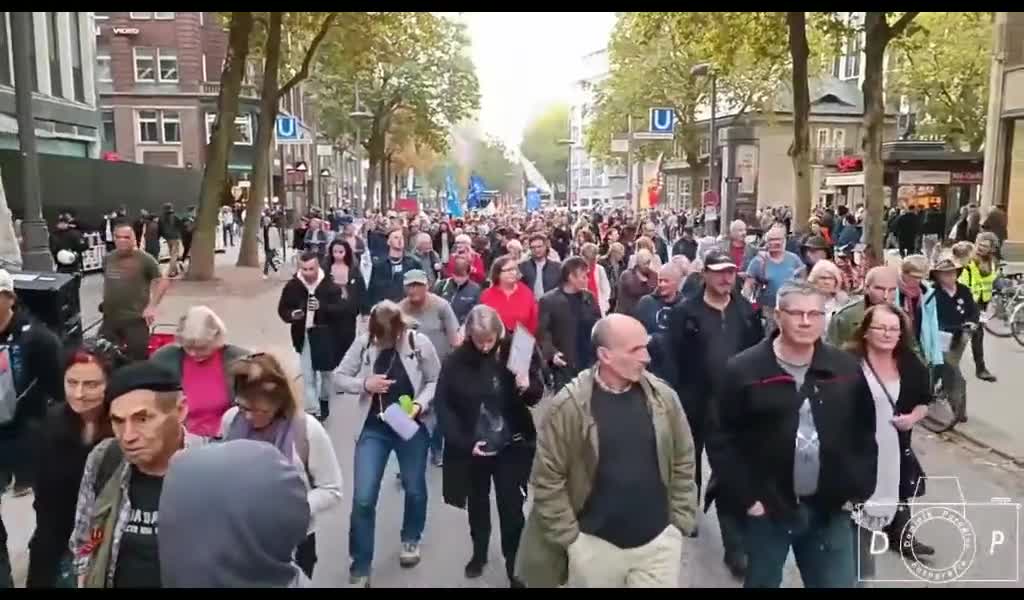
[
  {"x1": 200, "y1": 82, "x2": 259, "y2": 99},
  {"x1": 813, "y1": 146, "x2": 857, "y2": 166}
]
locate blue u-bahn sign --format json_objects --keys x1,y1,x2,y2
[
  {"x1": 276, "y1": 115, "x2": 300, "y2": 142},
  {"x1": 649, "y1": 107, "x2": 675, "y2": 133}
]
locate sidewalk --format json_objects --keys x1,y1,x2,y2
[{"x1": 951, "y1": 333, "x2": 1024, "y2": 463}]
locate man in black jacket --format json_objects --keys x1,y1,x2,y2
[
  {"x1": 277, "y1": 251, "x2": 346, "y2": 420},
  {"x1": 537, "y1": 257, "x2": 602, "y2": 389},
  {"x1": 708, "y1": 280, "x2": 876, "y2": 588},
  {"x1": 668, "y1": 248, "x2": 763, "y2": 578},
  {"x1": 366, "y1": 228, "x2": 420, "y2": 307},
  {"x1": 0, "y1": 270, "x2": 64, "y2": 588},
  {"x1": 434, "y1": 255, "x2": 482, "y2": 325},
  {"x1": 632, "y1": 262, "x2": 684, "y2": 385},
  {"x1": 519, "y1": 232, "x2": 561, "y2": 299}
]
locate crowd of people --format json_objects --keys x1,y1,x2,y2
[{"x1": 0, "y1": 197, "x2": 1011, "y2": 588}]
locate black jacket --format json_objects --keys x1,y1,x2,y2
[
  {"x1": 537, "y1": 287, "x2": 602, "y2": 379},
  {"x1": 433, "y1": 277, "x2": 481, "y2": 324},
  {"x1": 0, "y1": 308, "x2": 64, "y2": 440},
  {"x1": 707, "y1": 336, "x2": 878, "y2": 519},
  {"x1": 27, "y1": 404, "x2": 110, "y2": 587},
  {"x1": 519, "y1": 258, "x2": 561, "y2": 296},
  {"x1": 366, "y1": 254, "x2": 421, "y2": 307},
  {"x1": 551, "y1": 227, "x2": 572, "y2": 260},
  {"x1": 50, "y1": 228, "x2": 88, "y2": 273},
  {"x1": 672, "y1": 238, "x2": 698, "y2": 262},
  {"x1": 435, "y1": 336, "x2": 544, "y2": 509},
  {"x1": 277, "y1": 272, "x2": 351, "y2": 371},
  {"x1": 631, "y1": 292, "x2": 683, "y2": 385}
]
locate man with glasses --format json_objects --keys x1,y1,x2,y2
[
  {"x1": 825, "y1": 266, "x2": 900, "y2": 348},
  {"x1": 743, "y1": 224, "x2": 804, "y2": 331},
  {"x1": 708, "y1": 281, "x2": 876, "y2": 588}
]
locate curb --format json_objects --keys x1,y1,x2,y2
[{"x1": 936, "y1": 426, "x2": 1024, "y2": 468}]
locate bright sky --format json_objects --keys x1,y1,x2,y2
[{"x1": 465, "y1": 12, "x2": 616, "y2": 150}]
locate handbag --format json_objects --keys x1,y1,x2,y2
[
  {"x1": 474, "y1": 370, "x2": 512, "y2": 454},
  {"x1": 864, "y1": 360, "x2": 927, "y2": 499}
]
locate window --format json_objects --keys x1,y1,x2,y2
[
  {"x1": 47, "y1": 12, "x2": 63, "y2": 98},
  {"x1": 201, "y1": 52, "x2": 207, "y2": 81},
  {"x1": 129, "y1": 12, "x2": 153, "y2": 19},
  {"x1": 154, "y1": 12, "x2": 174, "y2": 19},
  {"x1": 0, "y1": 13, "x2": 11, "y2": 87},
  {"x1": 101, "y1": 110, "x2": 116, "y2": 153},
  {"x1": 831, "y1": 55, "x2": 842, "y2": 79},
  {"x1": 206, "y1": 113, "x2": 254, "y2": 145},
  {"x1": 96, "y1": 51, "x2": 112, "y2": 81},
  {"x1": 243, "y1": 58, "x2": 257, "y2": 85},
  {"x1": 158, "y1": 49, "x2": 178, "y2": 81},
  {"x1": 701, "y1": 178, "x2": 710, "y2": 195},
  {"x1": 134, "y1": 48, "x2": 155, "y2": 81},
  {"x1": 699, "y1": 136, "x2": 711, "y2": 156},
  {"x1": 680, "y1": 179, "x2": 692, "y2": 207},
  {"x1": 161, "y1": 110, "x2": 180, "y2": 143},
  {"x1": 832, "y1": 128, "x2": 846, "y2": 151},
  {"x1": 843, "y1": 31, "x2": 862, "y2": 79},
  {"x1": 816, "y1": 128, "x2": 830, "y2": 149},
  {"x1": 138, "y1": 110, "x2": 159, "y2": 142},
  {"x1": 70, "y1": 12, "x2": 84, "y2": 101}
]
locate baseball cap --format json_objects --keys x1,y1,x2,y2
[
  {"x1": 702, "y1": 248, "x2": 737, "y2": 272},
  {"x1": 403, "y1": 270, "x2": 429, "y2": 287},
  {"x1": 0, "y1": 269, "x2": 14, "y2": 295},
  {"x1": 104, "y1": 360, "x2": 182, "y2": 405}
]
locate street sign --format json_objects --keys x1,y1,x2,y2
[
  {"x1": 610, "y1": 138, "x2": 629, "y2": 153},
  {"x1": 316, "y1": 144, "x2": 333, "y2": 157},
  {"x1": 632, "y1": 131, "x2": 674, "y2": 141},
  {"x1": 276, "y1": 116, "x2": 301, "y2": 143},
  {"x1": 725, "y1": 176, "x2": 742, "y2": 184},
  {"x1": 649, "y1": 107, "x2": 675, "y2": 133}
]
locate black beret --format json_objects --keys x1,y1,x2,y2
[{"x1": 104, "y1": 360, "x2": 182, "y2": 404}]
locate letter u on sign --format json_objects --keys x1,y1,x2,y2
[{"x1": 650, "y1": 108, "x2": 674, "y2": 133}]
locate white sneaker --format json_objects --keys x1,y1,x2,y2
[
  {"x1": 399, "y1": 542, "x2": 421, "y2": 568},
  {"x1": 349, "y1": 574, "x2": 371, "y2": 588}
]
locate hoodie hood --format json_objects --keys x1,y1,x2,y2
[{"x1": 159, "y1": 439, "x2": 311, "y2": 588}]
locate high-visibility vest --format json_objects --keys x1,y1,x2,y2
[{"x1": 958, "y1": 260, "x2": 996, "y2": 303}]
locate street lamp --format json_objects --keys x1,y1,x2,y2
[
  {"x1": 557, "y1": 138, "x2": 573, "y2": 210},
  {"x1": 319, "y1": 168, "x2": 332, "y2": 211},
  {"x1": 691, "y1": 62, "x2": 719, "y2": 225},
  {"x1": 349, "y1": 83, "x2": 374, "y2": 215}
]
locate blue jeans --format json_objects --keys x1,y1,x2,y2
[
  {"x1": 299, "y1": 336, "x2": 330, "y2": 417},
  {"x1": 349, "y1": 424, "x2": 429, "y2": 576},
  {"x1": 743, "y1": 504, "x2": 856, "y2": 588}
]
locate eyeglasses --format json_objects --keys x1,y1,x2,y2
[
  {"x1": 868, "y1": 325, "x2": 901, "y2": 335},
  {"x1": 777, "y1": 308, "x2": 826, "y2": 321}
]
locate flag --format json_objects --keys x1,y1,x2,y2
[
  {"x1": 526, "y1": 187, "x2": 541, "y2": 213},
  {"x1": 445, "y1": 169, "x2": 463, "y2": 217},
  {"x1": 467, "y1": 173, "x2": 486, "y2": 210}
]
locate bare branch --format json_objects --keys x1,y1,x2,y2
[{"x1": 277, "y1": 13, "x2": 337, "y2": 100}]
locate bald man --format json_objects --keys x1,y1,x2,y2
[
  {"x1": 632, "y1": 263, "x2": 685, "y2": 384},
  {"x1": 826, "y1": 265, "x2": 899, "y2": 347},
  {"x1": 517, "y1": 314, "x2": 697, "y2": 588}
]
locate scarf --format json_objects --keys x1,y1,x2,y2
[
  {"x1": 898, "y1": 277, "x2": 922, "y2": 318},
  {"x1": 226, "y1": 411, "x2": 298, "y2": 463}
]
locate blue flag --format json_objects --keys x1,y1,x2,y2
[
  {"x1": 526, "y1": 187, "x2": 541, "y2": 213},
  {"x1": 445, "y1": 169, "x2": 463, "y2": 217},
  {"x1": 466, "y1": 173, "x2": 487, "y2": 210}
]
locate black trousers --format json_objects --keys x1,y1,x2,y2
[
  {"x1": 688, "y1": 403, "x2": 745, "y2": 560},
  {"x1": 467, "y1": 448, "x2": 527, "y2": 573},
  {"x1": 971, "y1": 300, "x2": 989, "y2": 372},
  {"x1": 99, "y1": 317, "x2": 150, "y2": 362},
  {"x1": 296, "y1": 533, "x2": 317, "y2": 579}
]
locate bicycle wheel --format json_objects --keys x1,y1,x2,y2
[
  {"x1": 920, "y1": 385, "x2": 960, "y2": 433},
  {"x1": 983, "y1": 295, "x2": 1012, "y2": 338},
  {"x1": 1011, "y1": 302, "x2": 1024, "y2": 348}
]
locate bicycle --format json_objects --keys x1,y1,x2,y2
[
  {"x1": 981, "y1": 262, "x2": 1024, "y2": 338},
  {"x1": 921, "y1": 322, "x2": 976, "y2": 434},
  {"x1": 1010, "y1": 300, "x2": 1024, "y2": 347}
]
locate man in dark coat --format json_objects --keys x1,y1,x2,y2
[{"x1": 277, "y1": 251, "x2": 346, "y2": 420}]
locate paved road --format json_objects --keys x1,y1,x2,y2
[{"x1": 4, "y1": 251, "x2": 1024, "y2": 587}]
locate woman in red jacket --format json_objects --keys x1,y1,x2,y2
[{"x1": 479, "y1": 254, "x2": 539, "y2": 335}]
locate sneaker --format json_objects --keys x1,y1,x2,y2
[
  {"x1": 977, "y1": 369, "x2": 997, "y2": 383},
  {"x1": 262, "y1": 274, "x2": 269, "y2": 280},
  {"x1": 399, "y1": 542, "x2": 421, "y2": 568},
  {"x1": 349, "y1": 574, "x2": 371, "y2": 588},
  {"x1": 465, "y1": 556, "x2": 487, "y2": 579}
]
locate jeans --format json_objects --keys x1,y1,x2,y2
[
  {"x1": 428, "y1": 427, "x2": 444, "y2": 460},
  {"x1": 299, "y1": 337, "x2": 330, "y2": 418},
  {"x1": 743, "y1": 504, "x2": 856, "y2": 588},
  {"x1": 349, "y1": 424, "x2": 429, "y2": 576},
  {"x1": 223, "y1": 225, "x2": 234, "y2": 247}
]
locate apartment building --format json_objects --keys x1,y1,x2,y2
[{"x1": 0, "y1": 12, "x2": 101, "y2": 157}]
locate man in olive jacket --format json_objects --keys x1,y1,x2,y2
[{"x1": 516, "y1": 314, "x2": 697, "y2": 588}]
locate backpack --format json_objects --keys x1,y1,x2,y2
[{"x1": 93, "y1": 441, "x2": 125, "y2": 496}]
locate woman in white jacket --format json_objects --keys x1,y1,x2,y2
[
  {"x1": 332, "y1": 300, "x2": 442, "y2": 588},
  {"x1": 581, "y1": 242, "x2": 612, "y2": 315},
  {"x1": 220, "y1": 352, "x2": 343, "y2": 581}
]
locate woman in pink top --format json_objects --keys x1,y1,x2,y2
[{"x1": 150, "y1": 306, "x2": 251, "y2": 438}]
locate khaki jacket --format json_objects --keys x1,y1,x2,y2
[{"x1": 515, "y1": 368, "x2": 698, "y2": 587}]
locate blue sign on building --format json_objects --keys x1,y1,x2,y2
[
  {"x1": 649, "y1": 107, "x2": 675, "y2": 133},
  {"x1": 276, "y1": 116, "x2": 299, "y2": 142}
]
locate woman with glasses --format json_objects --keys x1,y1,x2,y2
[
  {"x1": 435, "y1": 305, "x2": 543, "y2": 587},
  {"x1": 150, "y1": 306, "x2": 250, "y2": 439},
  {"x1": 844, "y1": 304, "x2": 933, "y2": 578},
  {"x1": 333, "y1": 300, "x2": 441, "y2": 587},
  {"x1": 479, "y1": 255, "x2": 539, "y2": 335},
  {"x1": 219, "y1": 352, "x2": 343, "y2": 580},
  {"x1": 27, "y1": 339, "x2": 126, "y2": 588}
]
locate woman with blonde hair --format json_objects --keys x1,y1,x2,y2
[
  {"x1": 333, "y1": 300, "x2": 442, "y2": 587},
  {"x1": 150, "y1": 305, "x2": 250, "y2": 438},
  {"x1": 628, "y1": 235, "x2": 663, "y2": 270},
  {"x1": 580, "y1": 242, "x2": 611, "y2": 315},
  {"x1": 807, "y1": 259, "x2": 850, "y2": 327},
  {"x1": 220, "y1": 352, "x2": 343, "y2": 579}
]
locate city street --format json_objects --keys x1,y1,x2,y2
[{"x1": 1, "y1": 248, "x2": 1022, "y2": 587}]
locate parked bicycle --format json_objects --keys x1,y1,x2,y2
[
  {"x1": 921, "y1": 321, "x2": 978, "y2": 434},
  {"x1": 981, "y1": 262, "x2": 1024, "y2": 338}
]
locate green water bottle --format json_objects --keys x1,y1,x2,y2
[{"x1": 399, "y1": 394, "x2": 414, "y2": 415}]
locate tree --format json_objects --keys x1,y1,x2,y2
[
  {"x1": 520, "y1": 103, "x2": 570, "y2": 197},
  {"x1": 862, "y1": 12, "x2": 919, "y2": 264},
  {"x1": 312, "y1": 13, "x2": 480, "y2": 212},
  {"x1": 887, "y1": 12, "x2": 992, "y2": 152},
  {"x1": 237, "y1": 12, "x2": 337, "y2": 268},
  {"x1": 188, "y1": 12, "x2": 253, "y2": 281},
  {"x1": 788, "y1": 12, "x2": 813, "y2": 231}
]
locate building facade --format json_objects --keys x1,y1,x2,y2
[
  {"x1": 569, "y1": 48, "x2": 628, "y2": 210},
  {"x1": 0, "y1": 12, "x2": 101, "y2": 157}
]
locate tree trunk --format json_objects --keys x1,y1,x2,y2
[
  {"x1": 862, "y1": 13, "x2": 891, "y2": 265},
  {"x1": 381, "y1": 156, "x2": 390, "y2": 210},
  {"x1": 189, "y1": 12, "x2": 252, "y2": 280},
  {"x1": 788, "y1": 12, "x2": 813, "y2": 235},
  {"x1": 238, "y1": 12, "x2": 282, "y2": 268}
]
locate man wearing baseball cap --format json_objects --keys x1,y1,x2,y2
[
  {"x1": 668, "y1": 248, "x2": 764, "y2": 578},
  {"x1": 70, "y1": 360, "x2": 204, "y2": 588}
]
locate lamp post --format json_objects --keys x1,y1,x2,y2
[
  {"x1": 557, "y1": 138, "x2": 573, "y2": 210},
  {"x1": 349, "y1": 84, "x2": 373, "y2": 216},
  {"x1": 319, "y1": 168, "x2": 332, "y2": 212},
  {"x1": 691, "y1": 62, "x2": 720, "y2": 228}
]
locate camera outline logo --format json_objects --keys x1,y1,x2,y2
[{"x1": 855, "y1": 475, "x2": 1021, "y2": 585}]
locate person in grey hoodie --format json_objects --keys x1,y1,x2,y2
[{"x1": 158, "y1": 440, "x2": 312, "y2": 588}]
